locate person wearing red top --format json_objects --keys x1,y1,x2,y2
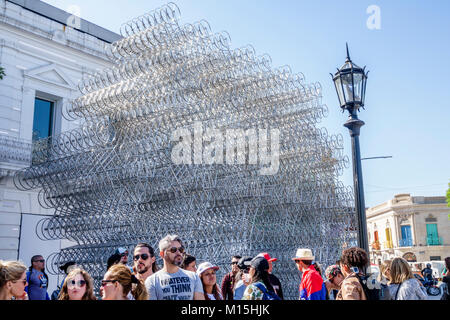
[{"x1": 292, "y1": 248, "x2": 326, "y2": 300}]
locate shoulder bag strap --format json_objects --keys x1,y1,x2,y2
[
  {"x1": 395, "y1": 282, "x2": 404, "y2": 300},
  {"x1": 254, "y1": 282, "x2": 268, "y2": 294}
]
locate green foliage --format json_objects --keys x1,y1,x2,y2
[{"x1": 446, "y1": 182, "x2": 450, "y2": 207}]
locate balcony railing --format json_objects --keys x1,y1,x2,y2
[
  {"x1": 399, "y1": 238, "x2": 413, "y2": 247},
  {"x1": 0, "y1": 135, "x2": 32, "y2": 165},
  {"x1": 0, "y1": 135, "x2": 32, "y2": 177},
  {"x1": 427, "y1": 237, "x2": 443, "y2": 246}
]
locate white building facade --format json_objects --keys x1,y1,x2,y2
[
  {"x1": 0, "y1": 0, "x2": 120, "y2": 293},
  {"x1": 367, "y1": 193, "x2": 450, "y2": 265}
]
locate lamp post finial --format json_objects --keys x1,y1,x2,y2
[{"x1": 346, "y1": 42, "x2": 351, "y2": 62}]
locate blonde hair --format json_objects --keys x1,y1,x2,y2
[
  {"x1": 0, "y1": 260, "x2": 27, "y2": 288},
  {"x1": 107, "y1": 264, "x2": 148, "y2": 300},
  {"x1": 58, "y1": 267, "x2": 96, "y2": 300},
  {"x1": 390, "y1": 257, "x2": 413, "y2": 284},
  {"x1": 378, "y1": 259, "x2": 392, "y2": 283}
]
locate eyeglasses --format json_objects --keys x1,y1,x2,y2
[
  {"x1": 100, "y1": 280, "x2": 117, "y2": 287},
  {"x1": 167, "y1": 246, "x2": 185, "y2": 254},
  {"x1": 34, "y1": 259, "x2": 45, "y2": 263},
  {"x1": 134, "y1": 254, "x2": 149, "y2": 261},
  {"x1": 231, "y1": 262, "x2": 238, "y2": 265},
  {"x1": 68, "y1": 280, "x2": 86, "y2": 289}
]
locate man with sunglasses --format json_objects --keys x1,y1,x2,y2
[
  {"x1": 220, "y1": 255, "x2": 241, "y2": 300},
  {"x1": 233, "y1": 256, "x2": 253, "y2": 300},
  {"x1": 145, "y1": 235, "x2": 204, "y2": 300},
  {"x1": 25, "y1": 255, "x2": 49, "y2": 300},
  {"x1": 133, "y1": 243, "x2": 158, "y2": 282}
]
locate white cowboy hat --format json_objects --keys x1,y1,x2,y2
[{"x1": 292, "y1": 248, "x2": 315, "y2": 261}]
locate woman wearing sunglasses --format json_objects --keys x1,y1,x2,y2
[
  {"x1": 101, "y1": 264, "x2": 148, "y2": 300},
  {"x1": 58, "y1": 267, "x2": 96, "y2": 300},
  {"x1": 0, "y1": 260, "x2": 28, "y2": 300}
]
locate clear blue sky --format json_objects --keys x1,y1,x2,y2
[{"x1": 43, "y1": 0, "x2": 450, "y2": 207}]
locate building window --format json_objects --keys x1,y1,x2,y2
[
  {"x1": 399, "y1": 225, "x2": 413, "y2": 247},
  {"x1": 385, "y1": 228, "x2": 393, "y2": 249},
  {"x1": 372, "y1": 230, "x2": 380, "y2": 250},
  {"x1": 32, "y1": 98, "x2": 54, "y2": 141},
  {"x1": 426, "y1": 223, "x2": 441, "y2": 246},
  {"x1": 430, "y1": 256, "x2": 441, "y2": 261}
]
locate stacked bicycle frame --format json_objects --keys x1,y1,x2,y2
[{"x1": 14, "y1": 3, "x2": 357, "y2": 299}]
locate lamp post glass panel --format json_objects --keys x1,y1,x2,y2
[{"x1": 331, "y1": 44, "x2": 369, "y2": 253}]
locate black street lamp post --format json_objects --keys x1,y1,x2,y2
[{"x1": 331, "y1": 44, "x2": 369, "y2": 253}]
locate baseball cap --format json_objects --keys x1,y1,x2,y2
[
  {"x1": 59, "y1": 261, "x2": 76, "y2": 273},
  {"x1": 258, "y1": 252, "x2": 277, "y2": 262},
  {"x1": 196, "y1": 262, "x2": 219, "y2": 276},
  {"x1": 237, "y1": 256, "x2": 253, "y2": 270},
  {"x1": 115, "y1": 247, "x2": 128, "y2": 255},
  {"x1": 250, "y1": 256, "x2": 269, "y2": 273}
]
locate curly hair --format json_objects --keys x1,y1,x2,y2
[
  {"x1": 340, "y1": 247, "x2": 369, "y2": 270},
  {"x1": 58, "y1": 267, "x2": 97, "y2": 300}
]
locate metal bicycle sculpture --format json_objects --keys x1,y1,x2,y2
[{"x1": 14, "y1": 3, "x2": 356, "y2": 299}]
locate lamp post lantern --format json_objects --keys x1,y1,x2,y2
[{"x1": 331, "y1": 44, "x2": 369, "y2": 253}]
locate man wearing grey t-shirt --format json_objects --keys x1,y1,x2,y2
[{"x1": 145, "y1": 234, "x2": 204, "y2": 300}]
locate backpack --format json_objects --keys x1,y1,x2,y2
[
  {"x1": 253, "y1": 283, "x2": 281, "y2": 300},
  {"x1": 355, "y1": 273, "x2": 382, "y2": 300}
]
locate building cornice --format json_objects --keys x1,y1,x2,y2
[
  {"x1": 5, "y1": 0, "x2": 122, "y2": 43},
  {"x1": 367, "y1": 202, "x2": 448, "y2": 220},
  {"x1": 0, "y1": 26, "x2": 112, "y2": 74},
  {"x1": 0, "y1": 1, "x2": 117, "y2": 61}
]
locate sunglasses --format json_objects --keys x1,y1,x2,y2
[
  {"x1": 68, "y1": 280, "x2": 86, "y2": 288},
  {"x1": 167, "y1": 246, "x2": 185, "y2": 254},
  {"x1": 100, "y1": 280, "x2": 117, "y2": 287},
  {"x1": 134, "y1": 254, "x2": 149, "y2": 261},
  {"x1": 231, "y1": 262, "x2": 238, "y2": 265},
  {"x1": 34, "y1": 259, "x2": 45, "y2": 263}
]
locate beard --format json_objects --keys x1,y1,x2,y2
[
  {"x1": 137, "y1": 263, "x2": 150, "y2": 274},
  {"x1": 169, "y1": 254, "x2": 183, "y2": 267}
]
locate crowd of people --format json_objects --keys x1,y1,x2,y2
[{"x1": 1, "y1": 234, "x2": 449, "y2": 301}]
